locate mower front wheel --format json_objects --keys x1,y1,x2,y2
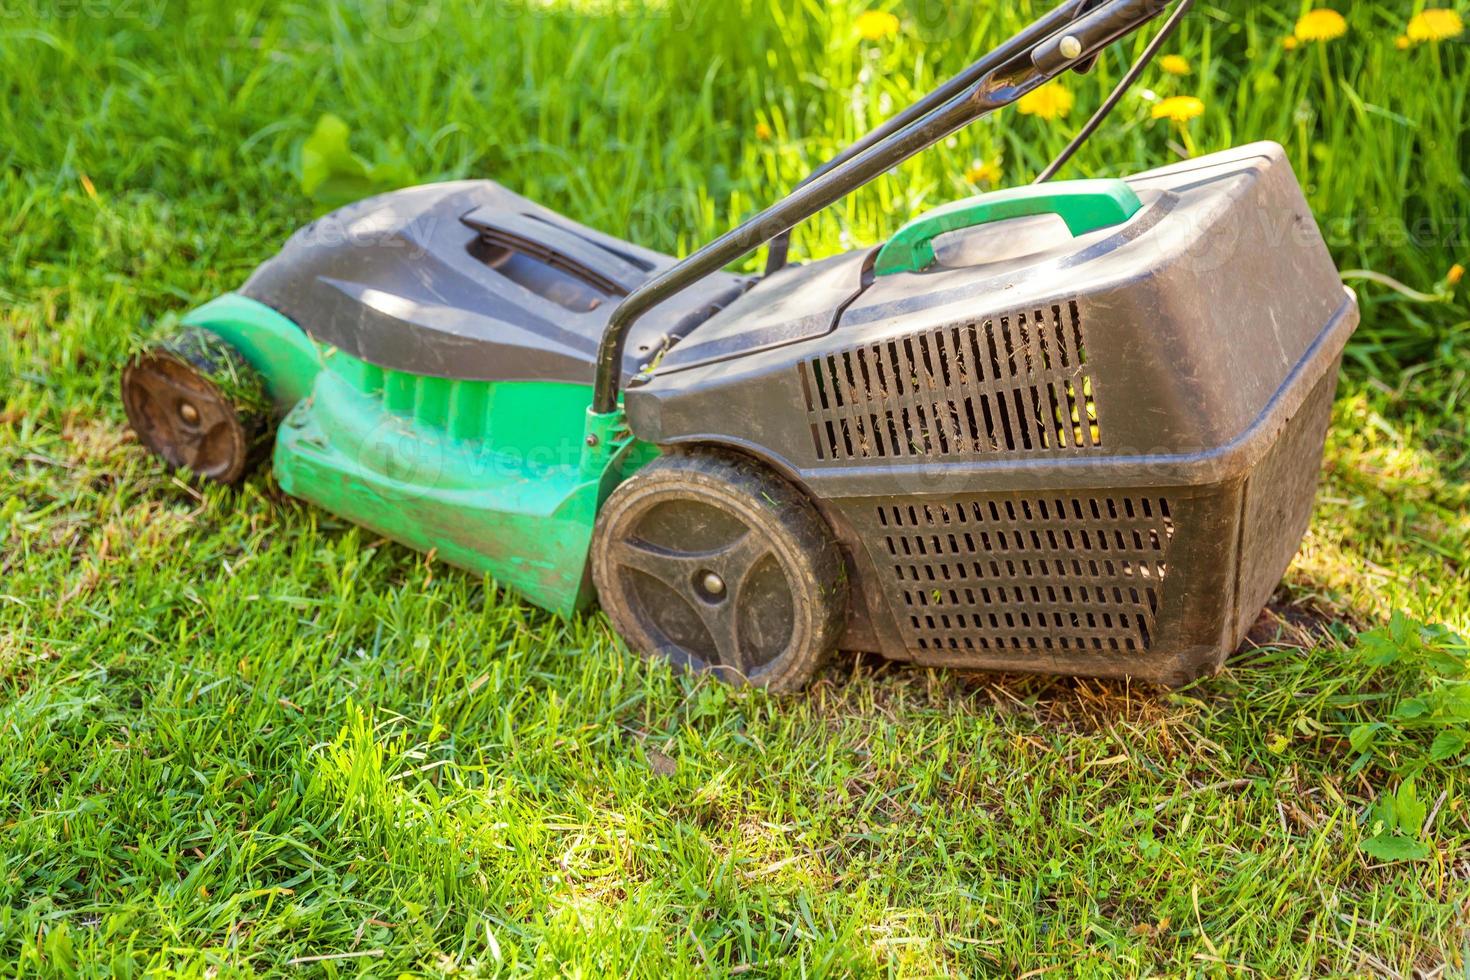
[
  {"x1": 592, "y1": 450, "x2": 847, "y2": 692},
  {"x1": 121, "y1": 327, "x2": 274, "y2": 486}
]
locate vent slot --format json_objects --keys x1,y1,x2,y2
[
  {"x1": 799, "y1": 302, "x2": 1100, "y2": 461},
  {"x1": 870, "y1": 493, "x2": 1175, "y2": 654},
  {"x1": 462, "y1": 208, "x2": 650, "y2": 313}
]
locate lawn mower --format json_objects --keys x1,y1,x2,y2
[{"x1": 123, "y1": 0, "x2": 1359, "y2": 690}]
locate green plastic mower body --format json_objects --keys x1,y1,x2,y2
[{"x1": 180, "y1": 293, "x2": 653, "y2": 617}]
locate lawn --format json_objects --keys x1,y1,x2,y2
[{"x1": 2, "y1": 0, "x2": 1469, "y2": 975}]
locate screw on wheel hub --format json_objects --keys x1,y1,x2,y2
[
  {"x1": 121, "y1": 327, "x2": 273, "y2": 486},
  {"x1": 697, "y1": 571, "x2": 727, "y2": 600}
]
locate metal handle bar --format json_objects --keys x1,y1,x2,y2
[
  {"x1": 761, "y1": 0, "x2": 1098, "y2": 277},
  {"x1": 591, "y1": 0, "x2": 1172, "y2": 414}
]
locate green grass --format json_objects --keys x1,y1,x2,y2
[{"x1": 2, "y1": 0, "x2": 1469, "y2": 974}]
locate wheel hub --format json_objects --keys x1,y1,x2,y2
[
  {"x1": 600, "y1": 497, "x2": 794, "y2": 680},
  {"x1": 695, "y1": 570, "x2": 727, "y2": 602},
  {"x1": 121, "y1": 342, "x2": 259, "y2": 485},
  {"x1": 591, "y1": 451, "x2": 848, "y2": 692}
]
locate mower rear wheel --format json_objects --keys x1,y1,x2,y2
[
  {"x1": 121, "y1": 327, "x2": 273, "y2": 485},
  {"x1": 592, "y1": 451, "x2": 847, "y2": 692}
]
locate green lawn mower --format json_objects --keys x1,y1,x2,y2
[{"x1": 123, "y1": 0, "x2": 1358, "y2": 690}]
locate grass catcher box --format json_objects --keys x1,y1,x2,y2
[{"x1": 629, "y1": 143, "x2": 1359, "y2": 686}]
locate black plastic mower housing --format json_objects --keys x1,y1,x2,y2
[
  {"x1": 626, "y1": 142, "x2": 1358, "y2": 686},
  {"x1": 238, "y1": 181, "x2": 751, "y2": 386}
]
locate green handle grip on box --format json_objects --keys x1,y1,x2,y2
[{"x1": 873, "y1": 179, "x2": 1143, "y2": 277}]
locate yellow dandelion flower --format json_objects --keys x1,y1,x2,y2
[
  {"x1": 1160, "y1": 54, "x2": 1191, "y2": 76},
  {"x1": 1283, "y1": 35, "x2": 1300, "y2": 50},
  {"x1": 1449, "y1": 263, "x2": 1465, "y2": 286},
  {"x1": 1017, "y1": 84, "x2": 1075, "y2": 121},
  {"x1": 1294, "y1": 9, "x2": 1348, "y2": 43},
  {"x1": 1151, "y1": 96, "x2": 1205, "y2": 123},
  {"x1": 1407, "y1": 9, "x2": 1464, "y2": 42},
  {"x1": 754, "y1": 121, "x2": 773, "y2": 141},
  {"x1": 856, "y1": 10, "x2": 900, "y2": 42},
  {"x1": 1396, "y1": 35, "x2": 1413, "y2": 49},
  {"x1": 965, "y1": 159, "x2": 1003, "y2": 186}
]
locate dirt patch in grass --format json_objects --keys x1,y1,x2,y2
[{"x1": 1237, "y1": 593, "x2": 1364, "y2": 655}]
